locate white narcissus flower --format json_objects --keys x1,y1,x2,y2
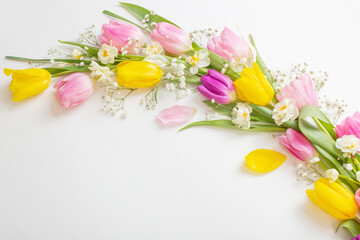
[
  {"x1": 72, "y1": 49, "x2": 83, "y2": 60},
  {"x1": 144, "y1": 55, "x2": 169, "y2": 68},
  {"x1": 343, "y1": 163, "x2": 353, "y2": 171},
  {"x1": 272, "y1": 98, "x2": 299, "y2": 126},
  {"x1": 186, "y1": 50, "x2": 210, "y2": 75},
  {"x1": 98, "y1": 43, "x2": 118, "y2": 64},
  {"x1": 145, "y1": 41, "x2": 164, "y2": 55},
  {"x1": 231, "y1": 103, "x2": 252, "y2": 129},
  {"x1": 335, "y1": 135, "x2": 360, "y2": 156},
  {"x1": 88, "y1": 61, "x2": 113, "y2": 83},
  {"x1": 325, "y1": 168, "x2": 339, "y2": 183}
]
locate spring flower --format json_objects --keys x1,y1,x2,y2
[
  {"x1": 272, "y1": 98, "x2": 299, "y2": 125},
  {"x1": 278, "y1": 129, "x2": 318, "y2": 161},
  {"x1": 186, "y1": 50, "x2": 210, "y2": 74},
  {"x1": 88, "y1": 61, "x2": 113, "y2": 83},
  {"x1": 150, "y1": 22, "x2": 192, "y2": 55},
  {"x1": 277, "y1": 74, "x2": 318, "y2": 110},
  {"x1": 343, "y1": 163, "x2": 353, "y2": 171},
  {"x1": 335, "y1": 135, "x2": 360, "y2": 156},
  {"x1": 234, "y1": 62, "x2": 274, "y2": 106},
  {"x1": 157, "y1": 105, "x2": 196, "y2": 126},
  {"x1": 144, "y1": 55, "x2": 169, "y2": 68},
  {"x1": 98, "y1": 43, "x2": 118, "y2": 64},
  {"x1": 116, "y1": 61, "x2": 162, "y2": 88},
  {"x1": 245, "y1": 149, "x2": 286, "y2": 173},
  {"x1": 352, "y1": 235, "x2": 360, "y2": 240},
  {"x1": 72, "y1": 49, "x2": 83, "y2": 60},
  {"x1": 207, "y1": 27, "x2": 256, "y2": 67},
  {"x1": 54, "y1": 73, "x2": 94, "y2": 108},
  {"x1": 4, "y1": 68, "x2": 51, "y2": 101},
  {"x1": 145, "y1": 41, "x2": 164, "y2": 55},
  {"x1": 231, "y1": 103, "x2": 252, "y2": 129},
  {"x1": 99, "y1": 20, "x2": 144, "y2": 54},
  {"x1": 325, "y1": 169, "x2": 339, "y2": 183},
  {"x1": 306, "y1": 177, "x2": 358, "y2": 220},
  {"x1": 335, "y1": 112, "x2": 360, "y2": 138},
  {"x1": 355, "y1": 188, "x2": 360, "y2": 207},
  {"x1": 198, "y1": 69, "x2": 236, "y2": 105}
]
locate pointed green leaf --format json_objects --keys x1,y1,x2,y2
[{"x1": 337, "y1": 219, "x2": 360, "y2": 237}]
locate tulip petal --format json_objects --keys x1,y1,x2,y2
[
  {"x1": 245, "y1": 149, "x2": 286, "y2": 173},
  {"x1": 157, "y1": 105, "x2": 196, "y2": 126}
]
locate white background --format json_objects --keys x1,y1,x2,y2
[{"x1": 1, "y1": 0, "x2": 360, "y2": 239}]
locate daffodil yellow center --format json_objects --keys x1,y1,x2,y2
[
  {"x1": 103, "y1": 50, "x2": 109, "y2": 57},
  {"x1": 280, "y1": 105, "x2": 288, "y2": 111},
  {"x1": 190, "y1": 54, "x2": 199, "y2": 66}
]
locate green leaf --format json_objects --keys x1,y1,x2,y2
[
  {"x1": 43, "y1": 66, "x2": 90, "y2": 77},
  {"x1": 58, "y1": 41, "x2": 99, "y2": 57},
  {"x1": 119, "y1": 2, "x2": 180, "y2": 28},
  {"x1": 204, "y1": 100, "x2": 236, "y2": 117},
  {"x1": 179, "y1": 119, "x2": 286, "y2": 132},
  {"x1": 337, "y1": 219, "x2": 360, "y2": 237},
  {"x1": 102, "y1": 10, "x2": 149, "y2": 32},
  {"x1": 5, "y1": 56, "x2": 92, "y2": 65}
]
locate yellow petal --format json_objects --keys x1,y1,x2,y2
[{"x1": 245, "y1": 149, "x2": 286, "y2": 173}]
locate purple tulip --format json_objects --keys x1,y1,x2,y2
[
  {"x1": 351, "y1": 235, "x2": 360, "y2": 240},
  {"x1": 198, "y1": 69, "x2": 236, "y2": 105}
]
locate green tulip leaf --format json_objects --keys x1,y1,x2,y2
[
  {"x1": 119, "y1": 2, "x2": 180, "y2": 28},
  {"x1": 43, "y1": 66, "x2": 90, "y2": 77},
  {"x1": 102, "y1": 10, "x2": 149, "y2": 32},
  {"x1": 203, "y1": 100, "x2": 236, "y2": 117},
  {"x1": 58, "y1": 41, "x2": 99, "y2": 57},
  {"x1": 179, "y1": 119, "x2": 286, "y2": 132},
  {"x1": 337, "y1": 219, "x2": 360, "y2": 237}
]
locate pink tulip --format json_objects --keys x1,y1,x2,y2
[
  {"x1": 207, "y1": 27, "x2": 252, "y2": 62},
  {"x1": 278, "y1": 129, "x2": 318, "y2": 161},
  {"x1": 54, "y1": 73, "x2": 94, "y2": 108},
  {"x1": 355, "y1": 189, "x2": 360, "y2": 207},
  {"x1": 157, "y1": 105, "x2": 196, "y2": 126},
  {"x1": 277, "y1": 74, "x2": 318, "y2": 110},
  {"x1": 335, "y1": 112, "x2": 360, "y2": 138},
  {"x1": 150, "y1": 22, "x2": 192, "y2": 55},
  {"x1": 99, "y1": 20, "x2": 144, "y2": 54}
]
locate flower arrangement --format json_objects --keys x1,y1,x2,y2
[{"x1": 3, "y1": 2, "x2": 360, "y2": 238}]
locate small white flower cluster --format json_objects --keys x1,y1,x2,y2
[
  {"x1": 319, "y1": 96, "x2": 346, "y2": 124},
  {"x1": 231, "y1": 103, "x2": 252, "y2": 129},
  {"x1": 102, "y1": 84, "x2": 134, "y2": 117},
  {"x1": 186, "y1": 49, "x2": 210, "y2": 74},
  {"x1": 98, "y1": 43, "x2": 118, "y2": 64},
  {"x1": 120, "y1": 37, "x2": 141, "y2": 55},
  {"x1": 163, "y1": 59, "x2": 187, "y2": 89},
  {"x1": 325, "y1": 168, "x2": 339, "y2": 183},
  {"x1": 141, "y1": 90, "x2": 157, "y2": 110},
  {"x1": 296, "y1": 162, "x2": 322, "y2": 183},
  {"x1": 89, "y1": 61, "x2": 113, "y2": 83},
  {"x1": 205, "y1": 111, "x2": 221, "y2": 121},
  {"x1": 270, "y1": 63, "x2": 328, "y2": 93},
  {"x1": 141, "y1": 11, "x2": 157, "y2": 30},
  {"x1": 189, "y1": 28, "x2": 218, "y2": 48},
  {"x1": 79, "y1": 25, "x2": 99, "y2": 46},
  {"x1": 144, "y1": 41, "x2": 164, "y2": 56}
]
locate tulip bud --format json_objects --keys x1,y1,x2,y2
[
  {"x1": 99, "y1": 20, "x2": 144, "y2": 54},
  {"x1": 4, "y1": 68, "x2": 51, "y2": 101},
  {"x1": 234, "y1": 62, "x2": 274, "y2": 106},
  {"x1": 54, "y1": 73, "x2": 94, "y2": 108},
  {"x1": 150, "y1": 22, "x2": 192, "y2": 55},
  {"x1": 116, "y1": 61, "x2": 163, "y2": 88},
  {"x1": 306, "y1": 178, "x2": 358, "y2": 220},
  {"x1": 198, "y1": 69, "x2": 236, "y2": 105},
  {"x1": 278, "y1": 129, "x2": 318, "y2": 161}
]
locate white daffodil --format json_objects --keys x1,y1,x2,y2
[
  {"x1": 72, "y1": 49, "x2": 83, "y2": 60},
  {"x1": 343, "y1": 163, "x2": 353, "y2": 171},
  {"x1": 186, "y1": 49, "x2": 210, "y2": 75},
  {"x1": 325, "y1": 168, "x2": 339, "y2": 183},
  {"x1": 231, "y1": 103, "x2": 252, "y2": 129},
  {"x1": 88, "y1": 61, "x2": 113, "y2": 83},
  {"x1": 356, "y1": 171, "x2": 360, "y2": 182},
  {"x1": 335, "y1": 135, "x2": 360, "y2": 156},
  {"x1": 98, "y1": 43, "x2": 118, "y2": 64},
  {"x1": 272, "y1": 98, "x2": 299, "y2": 126},
  {"x1": 144, "y1": 55, "x2": 169, "y2": 68},
  {"x1": 145, "y1": 41, "x2": 164, "y2": 55}
]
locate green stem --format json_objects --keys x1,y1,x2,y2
[
  {"x1": 103, "y1": 10, "x2": 150, "y2": 33},
  {"x1": 339, "y1": 175, "x2": 360, "y2": 186}
]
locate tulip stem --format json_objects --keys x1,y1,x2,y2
[{"x1": 339, "y1": 175, "x2": 360, "y2": 186}]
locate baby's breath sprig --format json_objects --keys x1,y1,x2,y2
[
  {"x1": 101, "y1": 83, "x2": 136, "y2": 117},
  {"x1": 189, "y1": 28, "x2": 218, "y2": 48},
  {"x1": 79, "y1": 25, "x2": 99, "y2": 46}
]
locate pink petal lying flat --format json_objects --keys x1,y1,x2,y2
[{"x1": 157, "y1": 105, "x2": 196, "y2": 126}]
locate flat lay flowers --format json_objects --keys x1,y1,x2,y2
[{"x1": 3, "y1": 2, "x2": 360, "y2": 239}]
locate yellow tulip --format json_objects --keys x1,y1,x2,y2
[
  {"x1": 306, "y1": 178, "x2": 358, "y2": 220},
  {"x1": 234, "y1": 62, "x2": 274, "y2": 106},
  {"x1": 4, "y1": 68, "x2": 51, "y2": 102},
  {"x1": 116, "y1": 61, "x2": 162, "y2": 88}
]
